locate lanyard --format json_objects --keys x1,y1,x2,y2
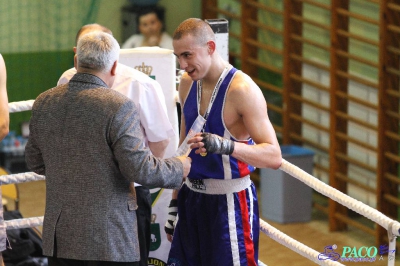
[
  {"x1": 174, "y1": 65, "x2": 233, "y2": 157},
  {"x1": 174, "y1": 114, "x2": 206, "y2": 156},
  {"x1": 197, "y1": 65, "x2": 232, "y2": 131}
]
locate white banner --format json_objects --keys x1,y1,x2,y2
[
  {"x1": 148, "y1": 188, "x2": 172, "y2": 266},
  {"x1": 119, "y1": 48, "x2": 178, "y2": 265}
]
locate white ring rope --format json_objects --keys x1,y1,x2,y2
[
  {"x1": 0, "y1": 172, "x2": 45, "y2": 184},
  {"x1": 279, "y1": 159, "x2": 400, "y2": 237},
  {"x1": 5, "y1": 216, "x2": 44, "y2": 230},
  {"x1": 8, "y1": 100, "x2": 35, "y2": 113},
  {"x1": 259, "y1": 219, "x2": 344, "y2": 266},
  {"x1": 3, "y1": 99, "x2": 399, "y2": 265}
]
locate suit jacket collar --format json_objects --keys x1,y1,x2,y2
[{"x1": 69, "y1": 72, "x2": 108, "y2": 90}]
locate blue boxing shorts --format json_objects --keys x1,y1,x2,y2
[{"x1": 167, "y1": 176, "x2": 259, "y2": 266}]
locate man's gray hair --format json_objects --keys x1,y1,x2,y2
[{"x1": 76, "y1": 31, "x2": 120, "y2": 73}]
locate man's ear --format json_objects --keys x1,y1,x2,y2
[
  {"x1": 73, "y1": 47, "x2": 77, "y2": 54},
  {"x1": 74, "y1": 54, "x2": 78, "y2": 70},
  {"x1": 111, "y1": 60, "x2": 118, "y2": 76},
  {"x1": 207, "y1": 41, "x2": 216, "y2": 54}
]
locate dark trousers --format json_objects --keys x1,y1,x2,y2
[
  {"x1": 135, "y1": 186, "x2": 152, "y2": 266},
  {"x1": 48, "y1": 257, "x2": 139, "y2": 266}
]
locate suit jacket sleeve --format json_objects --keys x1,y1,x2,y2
[
  {"x1": 109, "y1": 100, "x2": 183, "y2": 189},
  {"x1": 25, "y1": 104, "x2": 45, "y2": 175}
]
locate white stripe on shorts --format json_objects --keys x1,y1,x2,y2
[{"x1": 227, "y1": 192, "x2": 240, "y2": 266}]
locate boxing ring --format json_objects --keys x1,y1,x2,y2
[{"x1": 0, "y1": 99, "x2": 397, "y2": 265}]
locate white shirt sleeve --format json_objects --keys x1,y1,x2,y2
[
  {"x1": 136, "y1": 79, "x2": 175, "y2": 143},
  {"x1": 113, "y1": 65, "x2": 175, "y2": 144},
  {"x1": 58, "y1": 68, "x2": 77, "y2": 85}
]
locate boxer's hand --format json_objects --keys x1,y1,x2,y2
[
  {"x1": 164, "y1": 199, "x2": 178, "y2": 242},
  {"x1": 201, "y1": 132, "x2": 235, "y2": 155}
]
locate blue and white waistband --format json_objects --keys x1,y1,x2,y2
[{"x1": 184, "y1": 175, "x2": 251, "y2": 195}]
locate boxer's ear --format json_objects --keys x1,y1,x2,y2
[{"x1": 207, "y1": 41, "x2": 216, "y2": 54}]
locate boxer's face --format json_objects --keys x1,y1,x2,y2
[{"x1": 173, "y1": 35, "x2": 211, "y2": 81}]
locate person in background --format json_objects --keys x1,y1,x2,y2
[
  {"x1": 122, "y1": 5, "x2": 173, "y2": 50},
  {"x1": 25, "y1": 30, "x2": 191, "y2": 266},
  {"x1": 58, "y1": 23, "x2": 174, "y2": 266},
  {"x1": 165, "y1": 18, "x2": 282, "y2": 265},
  {"x1": 0, "y1": 54, "x2": 9, "y2": 141}
]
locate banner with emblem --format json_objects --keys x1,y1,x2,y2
[
  {"x1": 119, "y1": 47, "x2": 179, "y2": 159},
  {"x1": 119, "y1": 47, "x2": 178, "y2": 266},
  {"x1": 148, "y1": 188, "x2": 173, "y2": 266}
]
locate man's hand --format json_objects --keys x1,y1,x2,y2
[
  {"x1": 188, "y1": 132, "x2": 235, "y2": 155},
  {"x1": 177, "y1": 156, "x2": 191, "y2": 177}
]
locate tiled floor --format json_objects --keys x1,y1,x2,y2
[{"x1": 10, "y1": 179, "x2": 400, "y2": 266}]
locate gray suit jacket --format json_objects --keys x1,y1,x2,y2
[{"x1": 25, "y1": 73, "x2": 183, "y2": 262}]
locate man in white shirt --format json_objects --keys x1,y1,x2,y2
[{"x1": 58, "y1": 24, "x2": 175, "y2": 266}]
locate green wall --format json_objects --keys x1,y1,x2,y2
[
  {"x1": 159, "y1": 0, "x2": 202, "y2": 37},
  {"x1": 3, "y1": 51, "x2": 74, "y2": 134}
]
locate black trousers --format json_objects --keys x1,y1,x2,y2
[
  {"x1": 48, "y1": 257, "x2": 139, "y2": 266},
  {"x1": 135, "y1": 186, "x2": 152, "y2": 266}
]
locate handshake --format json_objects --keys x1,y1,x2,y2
[
  {"x1": 188, "y1": 132, "x2": 235, "y2": 155},
  {"x1": 176, "y1": 156, "x2": 191, "y2": 178},
  {"x1": 176, "y1": 132, "x2": 235, "y2": 178},
  {"x1": 166, "y1": 132, "x2": 235, "y2": 241}
]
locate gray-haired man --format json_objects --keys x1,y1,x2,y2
[{"x1": 25, "y1": 31, "x2": 190, "y2": 266}]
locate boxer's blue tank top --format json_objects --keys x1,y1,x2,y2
[{"x1": 183, "y1": 67, "x2": 255, "y2": 180}]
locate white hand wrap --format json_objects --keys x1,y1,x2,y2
[{"x1": 164, "y1": 199, "x2": 178, "y2": 235}]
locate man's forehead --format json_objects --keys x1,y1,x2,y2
[
  {"x1": 174, "y1": 34, "x2": 200, "y2": 47},
  {"x1": 176, "y1": 33, "x2": 198, "y2": 43},
  {"x1": 173, "y1": 44, "x2": 199, "y2": 57},
  {"x1": 139, "y1": 13, "x2": 158, "y2": 23}
]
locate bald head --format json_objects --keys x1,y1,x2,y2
[
  {"x1": 75, "y1": 24, "x2": 113, "y2": 45},
  {"x1": 173, "y1": 18, "x2": 215, "y2": 46}
]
